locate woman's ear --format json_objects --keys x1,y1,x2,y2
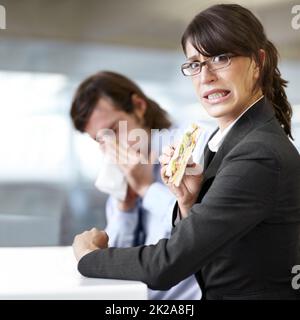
[
  {"x1": 131, "y1": 94, "x2": 147, "y2": 122},
  {"x1": 258, "y1": 49, "x2": 266, "y2": 68},
  {"x1": 253, "y1": 49, "x2": 266, "y2": 80}
]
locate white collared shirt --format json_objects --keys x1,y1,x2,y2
[{"x1": 208, "y1": 96, "x2": 264, "y2": 152}]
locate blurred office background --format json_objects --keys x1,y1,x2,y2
[{"x1": 0, "y1": 0, "x2": 299, "y2": 246}]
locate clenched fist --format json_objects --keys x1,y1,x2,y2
[{"x1": 72, "y1": 228, "x2": 109, "y2": 261}]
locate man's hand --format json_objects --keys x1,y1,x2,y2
[
  {"x1": 159, "y1": 145, "x2": 203, "y2": 218},
  {"x1": 72, "y1": 228, "x2": 109, "y2": 261},
  {"x1": 103, "y1": 136, "x2": 154, "y2": 197}
]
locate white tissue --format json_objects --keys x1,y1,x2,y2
[{"x1": 94, "y1": 154, "x2": 127, "y2": 201}]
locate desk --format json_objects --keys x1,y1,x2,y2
[{"x1": 0, "y1": 246, "x2": 148, "y2": 300}]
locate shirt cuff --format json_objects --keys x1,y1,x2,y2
[
  {"x1": 105, "y1": 198, "x2": 139, "y2": 248},
  {"x1": 108, "y1": 197, "x2": 139, "y2": 223}
]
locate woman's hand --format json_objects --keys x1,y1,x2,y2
[{"x1": 159, "y1": 145, "x2": 203, "y2": 218}]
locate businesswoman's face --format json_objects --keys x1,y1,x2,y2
[{"x1": 185, "y1": 41, "x2": 262, "y2": 129}]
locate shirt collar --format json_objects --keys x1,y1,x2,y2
[{"x1": 208, "y1": 95, "x2": 264, "y2": 152}]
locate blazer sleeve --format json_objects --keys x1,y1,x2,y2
[{"x1": 77, "y1": 142, "x2": 280, "y2": 290}]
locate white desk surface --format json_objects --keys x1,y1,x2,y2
[{"x1": 0, "y1": 246, "x2": 148, "y2": 300}]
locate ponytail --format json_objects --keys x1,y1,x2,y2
[{"x1": 261, "y1": 40, "x2": 293, "y2": 140}]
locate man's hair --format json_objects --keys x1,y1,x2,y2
[{"x1": 70, "y1": 71, "x2": 171, "y2": 132}]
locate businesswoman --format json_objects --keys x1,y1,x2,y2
[
  {"x1": 70, "y1": 71, "x2": 204, "y2": 299},
  {"x1": 73, "y1": 4, "x2": 300, "y2": 299}
]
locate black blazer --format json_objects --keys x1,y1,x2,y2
[{"x1": 78, "y1": 97, "x2": 300, "y2": 300}]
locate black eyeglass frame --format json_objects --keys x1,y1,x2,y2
[{"x1": 181, "y1": 53, "x2": 236, "y2": 76}]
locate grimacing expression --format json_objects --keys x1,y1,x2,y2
[{"x1": 185, "y1": 41, "x2": 262, "y2": 128}]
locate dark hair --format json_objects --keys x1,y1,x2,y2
[
  {"x1": 181, "y1": 4, "x2": 293, "y2": 139},
  {"x1": 70, "y1": 71, "x2": 171, "y2": 132}
]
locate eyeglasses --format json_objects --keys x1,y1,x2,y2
[{"x1": 181, "y1": 53, "x2": 236, "y2": 77}]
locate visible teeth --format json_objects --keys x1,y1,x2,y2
[{"x1": 207, "y1": 92, "x2": 227, "y2": 100}]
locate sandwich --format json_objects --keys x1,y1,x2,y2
[{"x1": 165, "y1": 123, "x2": 201, "y2": 187}]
